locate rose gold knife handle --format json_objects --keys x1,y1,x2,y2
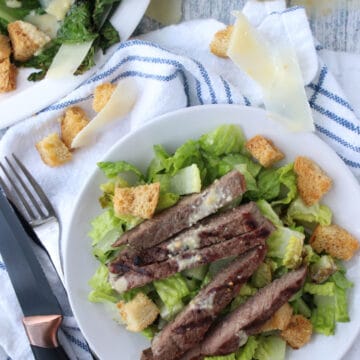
[{"x1": 23, "y1": 315, "x2": 69, "y2": 360}]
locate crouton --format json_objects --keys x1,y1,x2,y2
[
  {"x1": 310, "y1": 224, "x2": 359, "y2": 260},
  {"x1": 245, "y1": 135, "x2": 285, "y2": 167},
  {"x1": 0, "y1": 58, "x2": 17, "y2": 93},
  {"x1": 35, "y1": 133, "x2": 72, "y2": 167},
  {"x1": 0, "y1": 34, "x2": 11, "y2": 61},
  {"x1": 281, "y1": 315, "x2": 313, "y2": 349},
  {"x1": 92, "y1": 82, "x2": 116, "y2": 112},
  {"x1": 113, "y1": 182, "x2": 160, "y2": 219},
  {"x1": 210, "y1": 25, "x2": 233, "y2": 58},
  {"x1": 260, "y1": 303, "x2": 293, "y2": 332},
  {"x1": 117, "y1": 292, "x2": 159, "y2": 332},
  {"x1": 7, "y1": 20, "x2": 50, "y2": 62},
  {"x1": 293, "y1": 156, "x2": 332, "y2": 206},
  {"x1": 60, "y1": 106, "x2": 89, "y2": 149}
]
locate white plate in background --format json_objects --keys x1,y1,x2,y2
[
  {"x1": 64, "y1": 104, "x2": 360, "y2": 360},
  {"x1": 0, "y1": 0, "x2": 150, "y2": 129}
]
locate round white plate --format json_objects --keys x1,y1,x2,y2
[
  {"x1": 0, "y1": 0, "x2": 150, "y2": 129},
  {"x1": 64, "y1": 105, "x2": 360, "y2": 360}
]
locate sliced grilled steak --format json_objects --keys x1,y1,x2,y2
[
  {"x1": 109, "y1": 220, "x2": 274, "y2": 292},
  {"x1": 181, "y1": 267, "x2": 307, "y2": 359},
  {"x1": 115, "y1": 202, "x2": 266, "y2": 269},
  {"x1": 112, "y1": 170, "x2": 246, "y2": 250},
  {"x1": 149, "y1": 246, "x2": 267, "y2": 360}
]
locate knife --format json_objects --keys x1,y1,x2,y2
[{"x1": 0, "y1": 189, "x2": 68, "y2": 360}]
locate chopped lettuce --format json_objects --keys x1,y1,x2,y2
[
  {"x1": 168, "y1": 164, "x2": 202, "y2": 195},
  {"x1": 199, "y1": 124, "x2": 246, "y2": 156},
  {"x1": 256, "y1": 200, "x2": 282, "y2": 227},
  {"x1": 88, "y1": 264, "x2": 118, "y2": 303},
  {"x1": 310, "y1": 255, "x2": 337, "y2": 283},
  {"x1": 153, "y1": 273, "x2": 189, "y2": 314},
  {"x1": 290, "y1": 297, "x2": 312, "y2": 318},
  {"x1": 156, "y1": 192, "x2": 180, "y2": 211},
  {"x1": 234, "y1": 164, "x2": 258, "y2": 193},
  {"x1": 254, "y1": 335, "x2": 286, "y2": 360},
  {"x1": 222, "y1": 153, "x2": 262, "y2": 177},
  {"x1": 97, "y1": 161, "x2": 144, "y2": 182},
  {"x1": 236, "y1": 336, "x2": 258, "y2": 360},
  {"x1": 251, "y1": 262, "x2": 272, "y2": 288},
  {"x1": 271, "y1": 163, "x2": 297, "y2": 206},
  {"x1": 267, "y1": 227, "x2": 305, "y2": 269},
  {"x1": 286, "y1": 197, "x2": 332, "y2": 226}
]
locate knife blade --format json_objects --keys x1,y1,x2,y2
[{"x1": 0, "y1": 188, "x2": 68, "y2": 360}]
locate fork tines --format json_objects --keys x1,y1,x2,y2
[{"x1": 0, "y1": 154, "x2": 55, "y2": 224}]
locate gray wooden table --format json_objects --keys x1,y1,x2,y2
[{"x1": 137, "y1": 0, "x2": 360, "y2": 53}]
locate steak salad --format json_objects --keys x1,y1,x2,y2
[{"x1": 87, "y1": 124, "x2": 359, "y2": 360}]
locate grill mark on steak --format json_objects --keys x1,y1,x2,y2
[
  {"x1": 108, "y1": 219, "x2": 274, "y2": 292},
  {"x1": 180, "y1": 267, "x2": 307, "y2": 359},
  {"x1": 112, "y1": 170, "x2": 246, "y2": 250},
  {"x1": 114, "y1": 202, "x2": 266, "y2": 269},
  {"x1": 148, "y1": 246, "x2": 267, "y2": 360}
]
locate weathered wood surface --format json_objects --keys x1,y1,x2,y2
[{"x1": 137, "y1": 0, "x2": 360, "y2": 53}]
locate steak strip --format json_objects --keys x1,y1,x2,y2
[
  {"x1": 115, "y1": 202, "x2": 266, "y2": 270},
  {"x1": 149, "y1": 246, "x2": 267, "y2": 360},
  {"x1": 180, "y1": 267, "x2": 307, "y2": 360},
  {"x1": 112, "y1": 170, "x2": 246, "y2": 250},
  {"x1": 109, "y1": 219, "x2": 275, "y2": 292}
]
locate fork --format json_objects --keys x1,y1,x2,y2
[{"x1": 0, "y1": 154, "x2": 63, "y2": 282}]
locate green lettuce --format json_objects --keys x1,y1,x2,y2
[
  {"x1": 286, "y1": 197, "x2": 332, "y2": 226},
  {"x1": 256, "y1": 200, "x2": 282, "y2": 227},
  {"x1": 267, "y1": 227, "x2": 305, "y2": 269},
  {"x1": 251, "y1": 262, "x2": 272, "y2": 288},
  {"x1": 254, "y1": 335, "x2": 286, "y2": 360},
  {"x1": 88, "y1": 264, "x2": 118, "y2": 303},
  {"x1": 204, "y1": 355, "x2": 236, "y2": 360},
  {"x1": 199, "y1": 124, "x2": 246, "y2": 156},
  {"x1": 236, "y1": 336, "x2": 258, "y2": 360},
  {"x1": 97, "y1": 161, "x2": 144, "y2": 182},
  {"x1": 153, "y1": 273, "x2": 189, "y2": 314},
  {"x1": 271, "y1": 163, "x2": 297, "y2": 206},
  {"x1": 156, "y1": 192, "x2": 180, "y2": 211}
]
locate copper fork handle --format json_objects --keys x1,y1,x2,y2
[{"x1": 23, "y1": 314, "x2": 62, "y2": 348}]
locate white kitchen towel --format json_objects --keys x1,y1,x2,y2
[{"x1": 1, "y1": 2, "x2": 360, "y2": 360}]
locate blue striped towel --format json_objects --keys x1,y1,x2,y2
[{"x1": 1, "y1": 4, "x2": 360, "y2": 360}]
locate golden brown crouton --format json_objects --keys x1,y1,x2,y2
[
  {"x1": 0, "y1": 34, "x2": 11, "y2": 61},
  {"x1": 0, "y1": 58, "x2": 17, "y2": 93},
  {"x1": 245, "y1": 135, "x2": 285, "y2": 167},
  {"x1": 294, "y1": 156, "x2": 332, "y2": 206},
  {"x1": 210, "y1": 25, "x2": 233, "y2": 58},
  {"x1": 60, "y1": 106, "x2": 89, "y2": 149},
  {"x1": 117, "y1": 292, "x2": 159, "y2": 332},
  {"x1": 35, "y1": 133, "x2": 72, "y2": 167},
  {"x1": 7, "y1": 20, "x2": 50, "y2": 62},
  {"x1": 281, "y1": 315, "x2": 313, "y2": 349},
  {"x1": 113, "y1": 183, "x2": 160, "y2": 219},
  {"x1": 310, "y1": 224, "x2": 359, "y2": 260},
  {"x1": 260, "y1": 303, "x2": 293, "y2": 332},
  {"x1": 92, "y1": 82, "x2": 116, "y2": 112}
]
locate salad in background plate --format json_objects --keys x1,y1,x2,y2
[{"x1": 87, "y1": 123, "x2": 359, "y2": 360}]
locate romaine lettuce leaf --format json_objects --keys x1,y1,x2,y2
[
  {"x1": 286, "y1": 197, "x2": 332, "y2": 226},
  {"x1": 251, "y1": 262, "x2": 272, "y2": 288},
  {"x1": 156, "y1": 192, "x2": 180, "y2": 211},
  {"x1": 204, "y1": 354, "x2": 236, "y2": 360},
  {"x1": 222, "y1": 153, "x2": 262, "y2": 177},
  {"x1": 254, "y1": 335, "x2": 286, "y2": 360},
  {"x1": 88, "y1": 264, "x2": 118, "y2": 303},
  {"x1": 236, "y1": 336, "x2": 258, "y2": 360},
  {"x1": 153, "y1": 273, "x2": 189, "y2": 311},
  {"x1": 271, "y1": 163, "x2": 297, "y2": 206},
  {"x1": 256, "y1": 200, "x2": 282, "y2": 227},
  {"x1": 199, "y1": 124, "x2": 246, "y2": 156},
  {"x1": 89, "y1": 209, "x2": 122, "y2": 244},
  {"x1": 97, "y1": 161, "x2": 144, "y2": 181},
  {"x1": 267, "y1": 227, "x2": 305, "y2": 269}
]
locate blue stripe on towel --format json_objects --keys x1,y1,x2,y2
[
  {"x1": 0, "y1": 261, "x2": 6, "y2": 271},
  {"x1": 63, "y1": 330, "x2": 91, "y2": 353}
]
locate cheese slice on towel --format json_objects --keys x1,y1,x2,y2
[
  {"x1": 71, "y1": 78, "x2": 137, "y2": 148},
  {"x1": 227, "y1": 12, "x2": 314, "y2": 132}
]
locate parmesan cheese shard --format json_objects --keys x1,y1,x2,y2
[
  {"x1": 227, "y1": 12, "x2": 314, "y2": 132},
  {"x1": 45, "y1": 41, "x2": 93, "y2": 79},
  {"x1": 146, "y1": 0, "x2": 182, "y2": 25},
  {"x1": 45, "y1": 0, "x2": 74, "y2": 21},
  {"x1": 71, "y1": 78, "x2": 137, "y2": 148}
]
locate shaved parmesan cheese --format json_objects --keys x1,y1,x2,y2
[
  {"x1": 71, "y1": 79, "x2": 137, "y2": 148},
  {"x1": 45, "y1": 41, "x2": 93, "y2": 79},
  {"x1": 227, "y1": 13, "x2": 314, "y2": 132},
  {"x1": 146, "y1": 0, "x2": 182, "y2": 25},
  {"x1": 46, "y1": 0, "x2": 74, "y2": 21},
  {"x1": 6, "y1": 0, "x2": 21, "y2": 8},
  {"x1": 25, "y1": 13, "x2": 59, "y2": 39}
]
